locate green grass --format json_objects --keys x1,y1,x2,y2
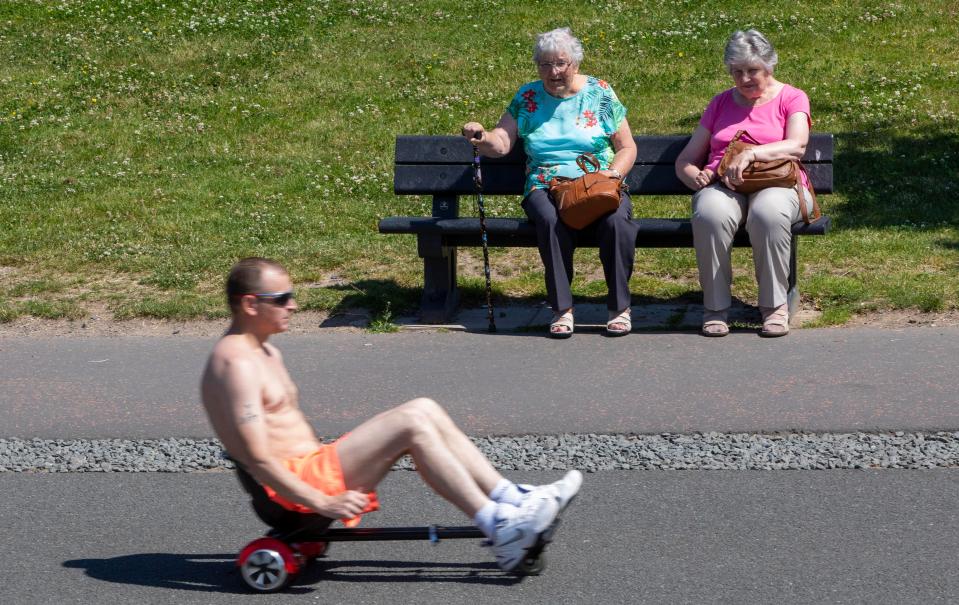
[{"x1": 1, "y1": 0, "x2": 958, "y2": 323}]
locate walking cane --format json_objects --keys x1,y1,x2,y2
[{"x1": 471, "y1": 135, "x2": 496, "y2": 332}]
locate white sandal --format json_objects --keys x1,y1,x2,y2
[
  {"x1": 760, "y1": 304, "x2": 789, "y2": 337},
  {"x1": 701, "y1": 309, "x2": 729, "y2": 337},
  {"x1": 606, "y1": 309, "x2": 631, "y2": 336},
  {"x1": 549, "y1": 310, "x2": 574, "y2": 339}
]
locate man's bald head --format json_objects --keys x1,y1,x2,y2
[{"x1": 226, "y1": 257, "x2": 287, "y2": 312}]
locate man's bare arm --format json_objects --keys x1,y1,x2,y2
[{"x1": 216, "y1": 358, "x2": 369, "y2": 519}]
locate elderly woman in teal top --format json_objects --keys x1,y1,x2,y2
[{"x1": 463, "y1": 27, "x2": 638, "y2": 338}]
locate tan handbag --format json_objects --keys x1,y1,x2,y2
[
  {"x1": 717, "y1": 129, "x2": 822, "y2": 224},
  {"x1": 548, "y1": 153, "x2": 625, "y2": 230}
]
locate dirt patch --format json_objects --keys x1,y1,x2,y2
[
  {"x1": 0, "y1": 309, "x2": 371, "y2": 338},
  {"x1": 842, "y1": 309, "x2": 959, "y2": 329},
  {"x1": 0, "y1": 305, "x2": 956, "y2": 338}
]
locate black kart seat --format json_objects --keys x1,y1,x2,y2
[{"x1": 233, "y1": 461, "x2": 334, "y2": 537}]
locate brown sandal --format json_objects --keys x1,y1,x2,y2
[{"x1": 760, "y1": 304, "x2": 789, "y2": 337}]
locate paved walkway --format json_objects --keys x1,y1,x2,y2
[
  {"x1": 4, "y1": 470, "x2": 958, "y2": 604},
  {"x1": 2, "y1": 308, "x2": 957, "y2": 438},
  {"x1": 2, "y1": 307, "x2": 957, "y2": 604}
]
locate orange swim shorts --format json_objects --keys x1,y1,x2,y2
[{"x1": 262, "y1": 439, "x2": 380, "y2": 527}]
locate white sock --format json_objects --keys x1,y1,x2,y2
[
  {"x1": 488, "y1": 478, "x2": 529, "y2": 507},
  {"x1": 473, "y1": 500, "x2": 499, "y2": 539}
]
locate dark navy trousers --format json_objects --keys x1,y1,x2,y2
[{"x1": 521, "y1": 188, "x2": 638, "y2": 313}]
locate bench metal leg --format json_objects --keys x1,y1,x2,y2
[
  {"x1": 418, "y1": 234, "x2": 459, "y2": 323},
  {"x1": 787, "y1": 235, "x2": 799, "y2": 318}
]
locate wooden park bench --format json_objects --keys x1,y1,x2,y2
[{"x1": 378, "y1": 135, "x2": 832, "y2": 323}]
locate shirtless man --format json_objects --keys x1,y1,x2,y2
[{"x1": 200, "y1": 257, "x2": 581, "y2": 571}]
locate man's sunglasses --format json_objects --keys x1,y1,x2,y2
[{"x1": 253, "y1": 290, "x2": 295, "y2": 306}]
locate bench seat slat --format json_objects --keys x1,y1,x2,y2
[{"x1": 378, "y1": 216, "x2": 830, "y2": 248}]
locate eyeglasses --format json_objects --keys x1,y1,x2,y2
[
  {"x1": 537, "y1": 60, "x2": 571, "y2": 71},
  {"x1": 253, "y1": 290, "x2": 295, "y2": 306}
]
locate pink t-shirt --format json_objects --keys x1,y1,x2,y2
[{"x1": 700, "y1": 84, "x2": 811, "y2": 184}]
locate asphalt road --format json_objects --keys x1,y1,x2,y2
[
  {"x1": 3, "y1": 326, "x2": 958, "y2": 603},
  {"x1": 2, "y1": 327, "x2": 959, "y2": 438},
  {"x1": 5, "y1": 470, "x2": 958, "y2": 605}
]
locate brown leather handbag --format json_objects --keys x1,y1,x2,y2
[
  {"x1": 717, "y1": 129, "x2": 822, "y2": 224},
  {"x1": 548, "y1": 153, "x2": 625, "y2": 230}
]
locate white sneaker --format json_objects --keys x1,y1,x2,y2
[
  {"x1": 490, "y1": 491, "x2": 559, "y2": 571},
  {"x1": 520, "y1": 469, "x2": 583, "y2": 512}
]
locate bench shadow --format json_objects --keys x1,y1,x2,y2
[
  {"x1": 315, "y1": 279, "x2": 421, "y2": 328},
  {"x1": 829, "y1": 126, "x2": 959, "y2": 231},
  {"x1": 314, "y1": 279, "x2": 774, "y2": 335},
  {"x1": 63, "y1": 552, "x2": 515, "y2": 593},
  {"x1": 454, "y1": 291, "x2": 765, "y2": 337}
]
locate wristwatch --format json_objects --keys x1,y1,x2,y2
[{"x1": 609, "y1": 168, "x2": 622, "y2": 179}]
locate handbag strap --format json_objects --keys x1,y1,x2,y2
[
  {"x1": 736, "y1": 129, "x2": 761, "y2": 145},
  {"x1": 575, "y1": 153, "x2": 601, "y2": 174},
  {"x1": 719, "y1": 130, "x2": 755, "y2": 174},
  {"x1": 795, "y1": 161, "x2": 822, "y2": 224}
]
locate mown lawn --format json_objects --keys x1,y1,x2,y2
[{"x1": 1, "y1": 0, "x2": 957, "y2": 324}]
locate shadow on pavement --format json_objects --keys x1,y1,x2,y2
[
  {"x1": 63, "y1": 553, "x2": 264, "y2": 594},
  {"x1": 63, "y1": 553, "x2": 516, "y2": 592},
  {"x1": 304, "y1": 558, "x2": 517, "y2": 586}
]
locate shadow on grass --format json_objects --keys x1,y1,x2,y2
[
  {"x1": 315, "y1": 279, "x2": 421, "y2": 328},
  {"x1": 936, "y1": 237, "x2": 959, "y2": 251},
  {"x1": 830, "y1": 127, "x2": 959, "y2": 231},
  {"x1": 312, "y1": 279, "x2": 771, "y2": 334}
]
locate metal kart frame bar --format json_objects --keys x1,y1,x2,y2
[
  {"x1": 319, "y1": 525, "x2": 485, "y2": 542},
  {"x1": 275, "y1": 524, "x2": 486, "y2": 544}
]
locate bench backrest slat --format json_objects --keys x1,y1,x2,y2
[{"x1": 395, "y1": 134, "x2": 834, "y2": 195}]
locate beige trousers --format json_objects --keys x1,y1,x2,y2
[{"x1": 691, "y1": 183, "x2": 813, "y2": 311}]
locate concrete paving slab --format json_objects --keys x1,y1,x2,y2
[{"x1": 396, "y1": 301, "x2": 820, "y2": 333}]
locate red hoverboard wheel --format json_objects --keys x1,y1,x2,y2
[{"x1": 237, "y1": 537, "x2": 299, "y2": 592}]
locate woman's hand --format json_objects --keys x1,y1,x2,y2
[
  {"x1": 693, "y1": 168, "x2": 715, "y2": 190},
  {"x1": 461, "y1": 122, "x2": 486, "y2": 143},
  {"x1": 675, "y1": 125, "x2": 712, "y2": 191},
  {"x1": 720, "y1": 148, "x2": 755, "y2": 191}
]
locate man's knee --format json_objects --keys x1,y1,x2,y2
[
  {"x1": 393, "y1": 398, "x2": 445, "y2": 436},
  {"x1": 403, "y1": 397, "x2": 443, "y2": 416}
]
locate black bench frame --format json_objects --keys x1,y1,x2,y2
[{"x1": 379, "y1": 135, "x2": 832, "y2": 324}]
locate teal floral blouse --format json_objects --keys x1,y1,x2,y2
[{"x1": 506, "y1": 76, "x2": 627, "y2": 194}]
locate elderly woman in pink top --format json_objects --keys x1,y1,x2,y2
[{"x1": 675, "y1": 29, "x2": 814, "y2": 338}]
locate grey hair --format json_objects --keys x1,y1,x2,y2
[
  {"x1": 724, "y1": 29, "x2": 778, "y2": 73},
  {"x1": 533, "y1": 27, "x2": 584, "y2": 65}
]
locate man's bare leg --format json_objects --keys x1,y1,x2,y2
[
  {"x1": 336, "y1": 397, "x2": 575, "y2": 572},
  {"x1": 401, "y1": 397, "x2": 503, "y2": 491},
  {"x1": 335, "y1": 398, "x2": 498, "y2": 516},
  {"x1": 401, "y1": 399, "x2": 582, "y2": 509}
]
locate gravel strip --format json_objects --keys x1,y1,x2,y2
[{"x1": 1, "y1": 432, "x2": 958, "y2": 472}]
